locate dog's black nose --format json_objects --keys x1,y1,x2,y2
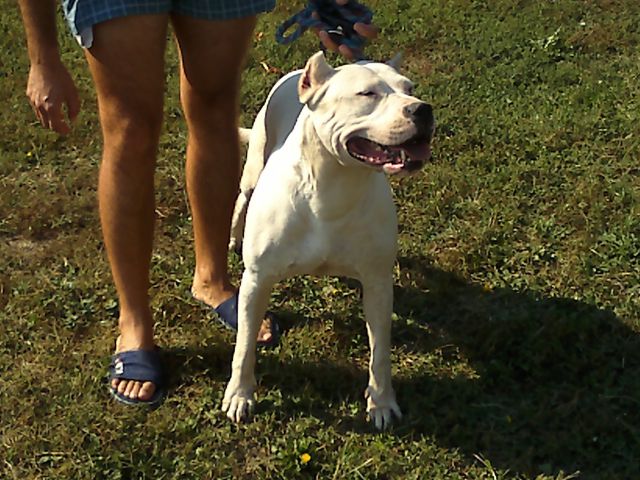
[
  {"x1": 405, "y1": 102, "x2": 435, "y2": 137},
  {"x1": 413, "y1": 103, "x2": 433, "y2": 123}
]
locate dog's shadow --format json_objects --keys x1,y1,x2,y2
[
  {"x1": 167, "y1": 255, "x2": 640, "y2": 478},
  {"x1": 391, "y1": 256, "x2": 640, "y2": 478}
]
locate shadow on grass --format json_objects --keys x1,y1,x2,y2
[
  {"x1": 164, "y1": 255, "x2": 640, "y2": 479},
  {"x1": 163, "y1": 342, "x2": 234, "y2": 387},
  {"x1": 389, "y1": 255, "x2": 640, "y2": 479}
]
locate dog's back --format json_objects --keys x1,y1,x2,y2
[
  {"x1": 230, "y1": 71, "x2": 305, "y2": 250},
  {"x1": 239, "y1": 71, "x2": 303, "y2": 189}
]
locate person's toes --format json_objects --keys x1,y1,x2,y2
[
  {"x1": 112, "y1": 378, "x2": 120, "y2": 390},
  {"x1": 257, "y1": 318, "x2": 273, "y2": 343},
  {"x1": 128, "y1": 382, "x2": 141, "y2": 399},
  {"x1": 138, "y1": 381, "x2": 156, "y2": 401},
  {"x1": 258, "y1": 331, "x2": 272, "y2": 342},
  {"x1": 112, "y1": 378, "x2": 156, "y2": 400},
  {"x1": 123, "y1": 380, "x2": 136, "y2": 398},
  {"x1": 117, "y1": 379, "x2": 129, "y2": 395}
]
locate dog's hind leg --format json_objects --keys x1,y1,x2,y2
[
  {"x1": 229, "y1": 189, "x2": 251, "y2": 253},
  {"x1": 361, "y1": 273, "x2": 402, "y2": 430},
  {"x1": 229, "y1": 107, "x2": 269, "y2": 252},
  {"x1": 230, "y1": 73, "x2": 303, "y2": 252},
  {"x1": 222, "y1": 269, "x2": 275, "y2": 422}
]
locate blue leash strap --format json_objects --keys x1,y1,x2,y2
[{"x1": 275, "y1": 0, "x2": 373, "y2": 55}]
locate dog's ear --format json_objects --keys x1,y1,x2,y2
[
  {"x1": 298, "y1": 51, "x2": 336, "y2": 105},
  {"x1": 386, "y1": 52, "x2": 404, "y2": 72}
]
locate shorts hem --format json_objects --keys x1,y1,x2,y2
[{"x1": 64, "y1": 0, "x2": 276, "y2": 48}]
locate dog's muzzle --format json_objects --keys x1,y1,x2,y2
[{"x1": 346, "y1": 103, "x2": 434, "y2": 174}]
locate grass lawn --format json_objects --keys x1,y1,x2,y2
[{"x1": 1, "y1": 0, "x2": 639, "y2": 478}]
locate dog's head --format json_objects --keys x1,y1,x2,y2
[{"x1": 298, "y1": 51, "x2": 435, "y2": 175}]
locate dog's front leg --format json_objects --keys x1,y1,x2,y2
[
  {"x1": 362, "y1": 274, "x2": 402, "y2": 430},
  {"x1": 222, "y1": 269, "x2": 273, "y2": 422}
]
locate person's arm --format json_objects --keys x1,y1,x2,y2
[
  {"x1": 18, "y1": 0, "x2": 80, "y2": 135},
  {"x1": 20, "y1": 0, "x2": 60, "y2": 64}
]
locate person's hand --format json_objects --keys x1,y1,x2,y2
[
  {"x1": 26, "y1": 60, "x2": 80, "y2": 135},
  {"x1": 314, "y1": 0, "x2": 379, "y2": 61}
]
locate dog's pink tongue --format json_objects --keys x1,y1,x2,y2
[
  {"x1": 398, "y1": 141, "x2": 431, "y2": 162},
  {"x1": 349, "y1": 138, "x2": 388, "y2": 163}
]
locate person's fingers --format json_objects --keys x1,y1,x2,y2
[
  {"x1": 317, "y1": 31, "x2": 362, "y2": 60},
  {"x1": 36, "y1": 97, "x2": 71, "y2": 135},
  {"x1": 338, "y1": 44, "x2": 356, "y2": 61},
  {"x1": 66, "y1": 88, "x2": 81, "y2": 124},
  {"x1": 318, "y1": 30, "x2": 340, "y2": 52},
  {"x1": 36, "y1": 104, "x2": 49, "y2": 128},
  {"x1": 31, "y1": 102, "x2": 46, "y2": 126},
  {"x1": 47, "y1": 103, "x2": 71, "y2": 135},
  {"x1": 312, "y1": 3, "x2": 377, "y2": 61},
  {"x1": 26, "y1": 64, "x2": 79, "y2": 135},
  {"x1": 354, "y1": 22, "x2": 378, "y2": 39},
  {"x1": 312, "y1": 11, "x2": 338, "y2": 51}
]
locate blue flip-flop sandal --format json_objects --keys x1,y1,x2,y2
[
  {"x1": 109, "y1": 349, "x2": 166, "y2": 407},
  {"x1": 203, "y1": 293, "x2": 281, "y2": 348}
]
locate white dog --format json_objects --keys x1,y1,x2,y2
[{"x1": 222, "y1": 52, "x2": 434, "y2": 430}]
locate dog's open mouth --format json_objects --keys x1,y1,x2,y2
[{"x1": 346, "y1": 135, "x2": 432, "y2": 174}]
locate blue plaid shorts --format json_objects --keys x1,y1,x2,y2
[{"x1": 62, "y1": 0, "x2": 276, "y2": 47}]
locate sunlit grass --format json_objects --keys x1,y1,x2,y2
[{"x1": 1, "y1": 0, "x2": 639, "y2": 478}]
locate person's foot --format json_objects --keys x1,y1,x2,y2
[
  {"x1": 111, "y1": 334, "x2": 157, "y2": 402},
  {"x1": 192, "y1": 282, "x2": 276, "y2": 344}
]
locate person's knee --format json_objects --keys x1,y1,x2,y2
[
  {"x1": 101, "y1": 110, "x2": 163, "y2": 163},
  {"x1": 181, "y1": 75, "x2": 239, "y2": 126}
]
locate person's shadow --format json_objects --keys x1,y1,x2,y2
[{"x1": 167, "y1": 254, "x2": 640, "y2": 479}]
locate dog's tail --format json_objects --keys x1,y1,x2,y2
[{"x1": 239, "y1": 127, "x2": 252, "y2": 145}]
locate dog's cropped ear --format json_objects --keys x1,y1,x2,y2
[
  {"x1": 298, "y1": 51, "x2": 336, "y2": 106},
  {"x1": 386, "y1": 52, "x2": 404, "y2": 72}
]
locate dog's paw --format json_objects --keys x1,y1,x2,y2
[
  {"x1": 365, "y1": 386, "x2": 402, "y2": 430},
  {"x1": 367, "y1": 403, "x2": 402, "y2": 430},
  {"x1": 222, "y1": 383, "x2": 255, "y2": 423}
]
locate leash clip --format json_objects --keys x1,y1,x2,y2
[{"x1": 325, "y1": 25, "x2": 346, "y2": 45}]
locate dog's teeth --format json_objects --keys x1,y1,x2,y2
[{"x1": 400, "y1": 150, "x2": 407, "y2": 163}]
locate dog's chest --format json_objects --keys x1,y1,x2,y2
[
  {"x1": 246, "y1": 153, "x2": 399, "y2": 277},
  {"x1": 269, "y1": 204, "x2": 397, "y2": 280}
]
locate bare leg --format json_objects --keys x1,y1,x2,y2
[
  {"x1": 85, "y1": 14, "x2": 168, "y2": 401},
  {"x1": 171, "y1": 14, "x2": 274, "y2": 343}
]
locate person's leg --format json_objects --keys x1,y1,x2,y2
[
  {"x1": 171, "y1": 13, "x2": 275, "y2": 343},
  {"x1": 84, "y1": 13, "x2": 169, "y2": 401}
]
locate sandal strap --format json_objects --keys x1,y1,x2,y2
[
  {"x1": 211, "y1": 293, "x2": 281, "y2": 347},
  {"x1": 214, "y1": 294, "x2": 239, "y2": 330},
  {"x1": 109, "y1": 349, "x2": 164, "y2": 386}
]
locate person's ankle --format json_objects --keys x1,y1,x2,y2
[
  {"x1": 192, "y1": 273, "x2": 235, "y2": 306},
  {"x1": 117, "y1": 311, "x2": 155, "y2": 351}
]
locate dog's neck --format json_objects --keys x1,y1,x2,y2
[{"x1": 296, "y1": 111, "x2": 378, "y2": 220}]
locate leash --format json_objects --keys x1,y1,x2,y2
[{"x1": 275, "y1": 0, "x2": 373, "y2": 57}]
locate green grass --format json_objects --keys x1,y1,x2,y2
[{"x1": 1, "y1": 0, "x2": 639, "y2": 478}]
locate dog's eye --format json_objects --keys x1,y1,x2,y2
[{"x1": 357, "y1": 91, "x2": 377, "y2": 97}]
